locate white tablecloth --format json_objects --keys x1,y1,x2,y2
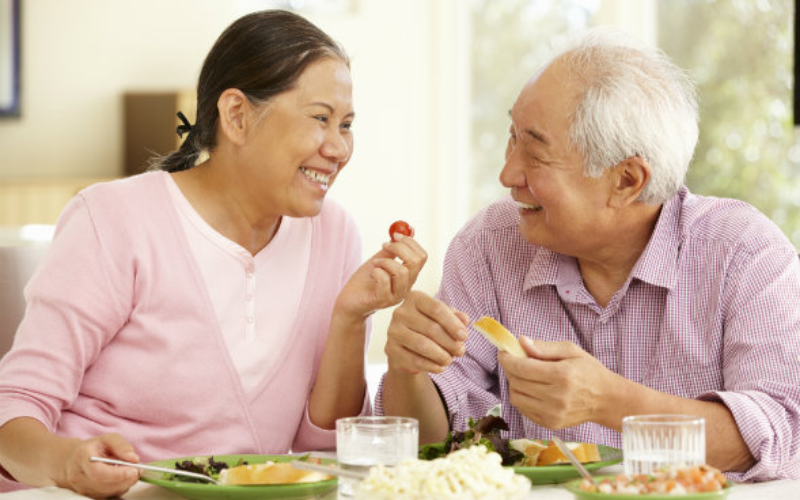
[{"x1": 0, "y1": 465, "x2": 795, "y2": 500}]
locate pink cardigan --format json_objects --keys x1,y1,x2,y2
[{"x1": 0, "y1": 172, "x2": 368, "y2": 490}]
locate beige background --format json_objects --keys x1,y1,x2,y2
[
  {"x1": 0, "y1": 0, "x2": 657, "y2": 366},
  {"x1": 0, "y1": 0, "x2": 477, "y2": 365}
]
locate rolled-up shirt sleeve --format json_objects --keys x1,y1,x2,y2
[
  {"x1": 699, "y1": 242, "x2": 800, "y2": 481},
  {"x1": 373, "y1": 341, "x2": 499, "y2": 432}
]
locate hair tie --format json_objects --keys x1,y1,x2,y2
[{"x1": 176, "y1": 111, "x2": 193, "y2": 138}]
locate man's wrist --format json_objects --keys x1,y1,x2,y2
[{"x1": 594, "y1": 373, "x2": 644, "y2": 431}]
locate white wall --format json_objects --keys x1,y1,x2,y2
[{"x1": 0, "y1": 0, "x2": 473, "y2": 364}]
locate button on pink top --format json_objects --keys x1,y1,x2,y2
[{"x1": 166, "y1": 177, "x2": 312, "y2": 393}]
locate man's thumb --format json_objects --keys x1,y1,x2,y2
[{"x1": 520, "y1": 337, "x2": 574, "y2": 361}]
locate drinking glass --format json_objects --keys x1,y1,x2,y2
[
  {"x1": 622, "y1": 414, "x2": 705, "y2": 476},
  {"x1": 336, "y1": 416, "x2": 418, "y2": 497}
]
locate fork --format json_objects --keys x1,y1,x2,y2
[
  {"x1": 551, "y1": 436, "x2": 597, "y2": 487},
  {"x1": 89, "y1": 456, "x2": 219, "y2": 484}
]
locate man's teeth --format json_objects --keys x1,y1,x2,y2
[
  {"x1": 516, "y1": 201, "x2": 543, "y2": 211},
  {"x1": 300, "y1": 167, "x2": 330, "y2": 185}
]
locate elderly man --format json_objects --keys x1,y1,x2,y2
[{"x1": 377, "y1": 28, "x2": 800, "y2": 482}]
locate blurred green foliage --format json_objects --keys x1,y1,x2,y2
[
  {"x1": 470, "y1": 0, "x2": 800, "y2": 248},
  {"x1": 469, "y1": 0, "x2": 592, "y2": 211},
  {"x1": 659, "y1": 0, "x2": 800, "y2": 246}
]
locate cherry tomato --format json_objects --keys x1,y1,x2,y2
[{"x1": 389, "y1": 220, "x2": 414, "y2": 241}]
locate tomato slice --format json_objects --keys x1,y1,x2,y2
[{"x1": 389, "y1": 220, "x2": 414, "y2": 241}]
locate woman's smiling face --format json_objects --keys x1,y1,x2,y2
[{"x1": 240, "y1": 56, "x2": 354, "y2": 218}]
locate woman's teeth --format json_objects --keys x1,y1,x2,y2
[
  {"x1": 300, "y1": 167, "x2": 330, "y2": 186},
  {"x1": 516, "y1": 201, "x2": 543, "y2": 211}
]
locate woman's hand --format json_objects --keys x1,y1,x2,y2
[
  {"x1": 334, "y1": 231, "x2": 427, "y2": 324},
  {"x1": 310, "y1": 230, "x2": 427, "y2": 426},
  {"x1": 58, "y1": 434, "x2": 140, "y2": 499},
  {"x1": 0, "y1": 419, "x2": 140, "y2": 499}
]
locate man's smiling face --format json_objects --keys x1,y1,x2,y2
[{"x1": 499, "y1": 58, "x2": 619, "y2": 258}]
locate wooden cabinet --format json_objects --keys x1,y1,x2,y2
[{"x1": 123, "y1": 90, "x2": 196, "y2": 176}]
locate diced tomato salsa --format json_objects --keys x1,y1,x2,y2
[{"x1": 580, "y1": 464, "x2": 727, "y2": 494}]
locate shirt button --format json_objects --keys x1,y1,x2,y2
[
  {"x1": 246, "y1": 294, "x2": 253, "y2": 301},
  {"x1": 247, "y1": 316, "x2": 254, "y2": 324}
]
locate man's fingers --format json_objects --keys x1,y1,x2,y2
[
  {"x1": 390, "y1": 313, "x2": 464, "y2": 361},
  {"x1": 408, "y1": 293, "x2": 469, "y2": 342},
  {"x1": 454, "y1": 309, "x2": 470, "y2": 328},
  {"x1": 500, "y1": 350, "x2": 570, "y2": 385},
  {"x1": 504, "y1": 365, "x2": 551, "y2": 395},
  {"x1": 385, "y1": 293, "x2": 468, "y2": 375},
  {"x1": 519, "y1": 337, "x2": 583, "y2": 361},
  {"x1": 391, "y1": 344, "x2": 452, "y2": 374},
  {"x1": 385, "y1": 331, "x2": 455, "y2": 374}
]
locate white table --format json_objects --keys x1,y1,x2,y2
[{"x1": 1, "y1": 465, "x2": 796, "y2": 499}]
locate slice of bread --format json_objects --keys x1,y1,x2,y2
[
  {"x1": 536, "y1": 441, "x2": 602, "y2": 466},
  {"x1": 219, "y1": 462, "x2": 332, "y2": 485},
  {"x1": 472, "y1": 316, "x2": 526, "y2": 357}
]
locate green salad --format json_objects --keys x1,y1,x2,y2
[
  {"x1": 419, "y1": 415, "x2": 524, "y2": 466},
  {"x1": 169, "y1": 456, "x2": 242, "y2": 482}
]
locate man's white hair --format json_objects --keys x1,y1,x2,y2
[{"x1": 551, "y1": 27, "x2": 699, "y2": 205}]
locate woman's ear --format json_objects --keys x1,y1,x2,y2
[
  {"x1": 217, "y1": 88, "x2": 249, "y2": 146},
  {"x1": 609, "y1": 156, "x2": 651, "y2": 208}
]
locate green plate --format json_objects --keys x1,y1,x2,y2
[
  {"x1": 139, "y1": 454, "x2": 338, "y2": 500},
  {"x1": 514, "y1": 444, "x2": 622, "y2": 485},
  {"x1": 419, "y1": 442, "x2": 622, "y2": 485},
  {"x1": 565, "y1": 475, "x2": 733, "y2": 499}
]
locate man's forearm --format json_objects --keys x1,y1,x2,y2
[
  {"x1": 600, "y1": 377, "x2": 755, "y2": 472},
  {"x1": 381, "y1": 370, "x2": 450, "y2": 444}
]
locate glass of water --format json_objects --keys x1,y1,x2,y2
[
  {"x1": 622, "y1": 414, "x2": 705, "y2": 476},
  {"x1": 336, "y1": 416, "x2": 418, "y2": 497}
]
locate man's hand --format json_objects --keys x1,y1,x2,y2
[
  {"x1": 499, "y1": 337, "x2": 622, "y2": 429},
  {"x1": 384, "y1": 291, "x2": 469, "y2": 375},
  {"x1": 382, "y1": 291, "x2": 468, "y2": 443}
]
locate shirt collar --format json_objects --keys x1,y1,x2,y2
[
  {"x1": 522, "y1": 246, "x2": 561, "y2": 291},
  {"x1": 521, "y1": 187, "x2": 685, "y2": 293},
  {"x1": 628, "y1": 187, "x2": 684, "y2": 290}
]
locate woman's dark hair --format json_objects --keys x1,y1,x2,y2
[{"x1": 153, "y1": 10, "x2": 349, "y2": 172}]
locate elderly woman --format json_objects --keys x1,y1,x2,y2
[{"x1": 0, "y1": 10, "x2": 426, "y2": 498}]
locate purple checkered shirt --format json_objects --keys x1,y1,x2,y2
[{"x1": 375, "y1": 187, "x2": 800, "y2": 481}]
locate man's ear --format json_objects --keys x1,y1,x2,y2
[
  {"x1": 217, "y1": 88, "x2": 249, "y2": 146},
  {"x1": 609, "y1": 156, "x2": 651, "y2": 208}
]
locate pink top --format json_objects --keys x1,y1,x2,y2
[
  {"x1": 376, "y1": 187, "x2": 800, "y2": 482},
  {"x1": 166, "y1": 176, "x2": 313, "y2": 393},
  {"x1": 0, "y1": 171, "x2": 369, "y2": 491}
]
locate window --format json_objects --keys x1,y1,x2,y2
[
  {"x1": 469, "y1": 0, "x2": 800, "y2": 248},
  {"x1": 659, "y1": 0, "x2": 800, "y2": 244}
]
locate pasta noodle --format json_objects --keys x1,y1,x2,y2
[{"x1": 354, "y1": 445, "x2": 530, "y2": 500}]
